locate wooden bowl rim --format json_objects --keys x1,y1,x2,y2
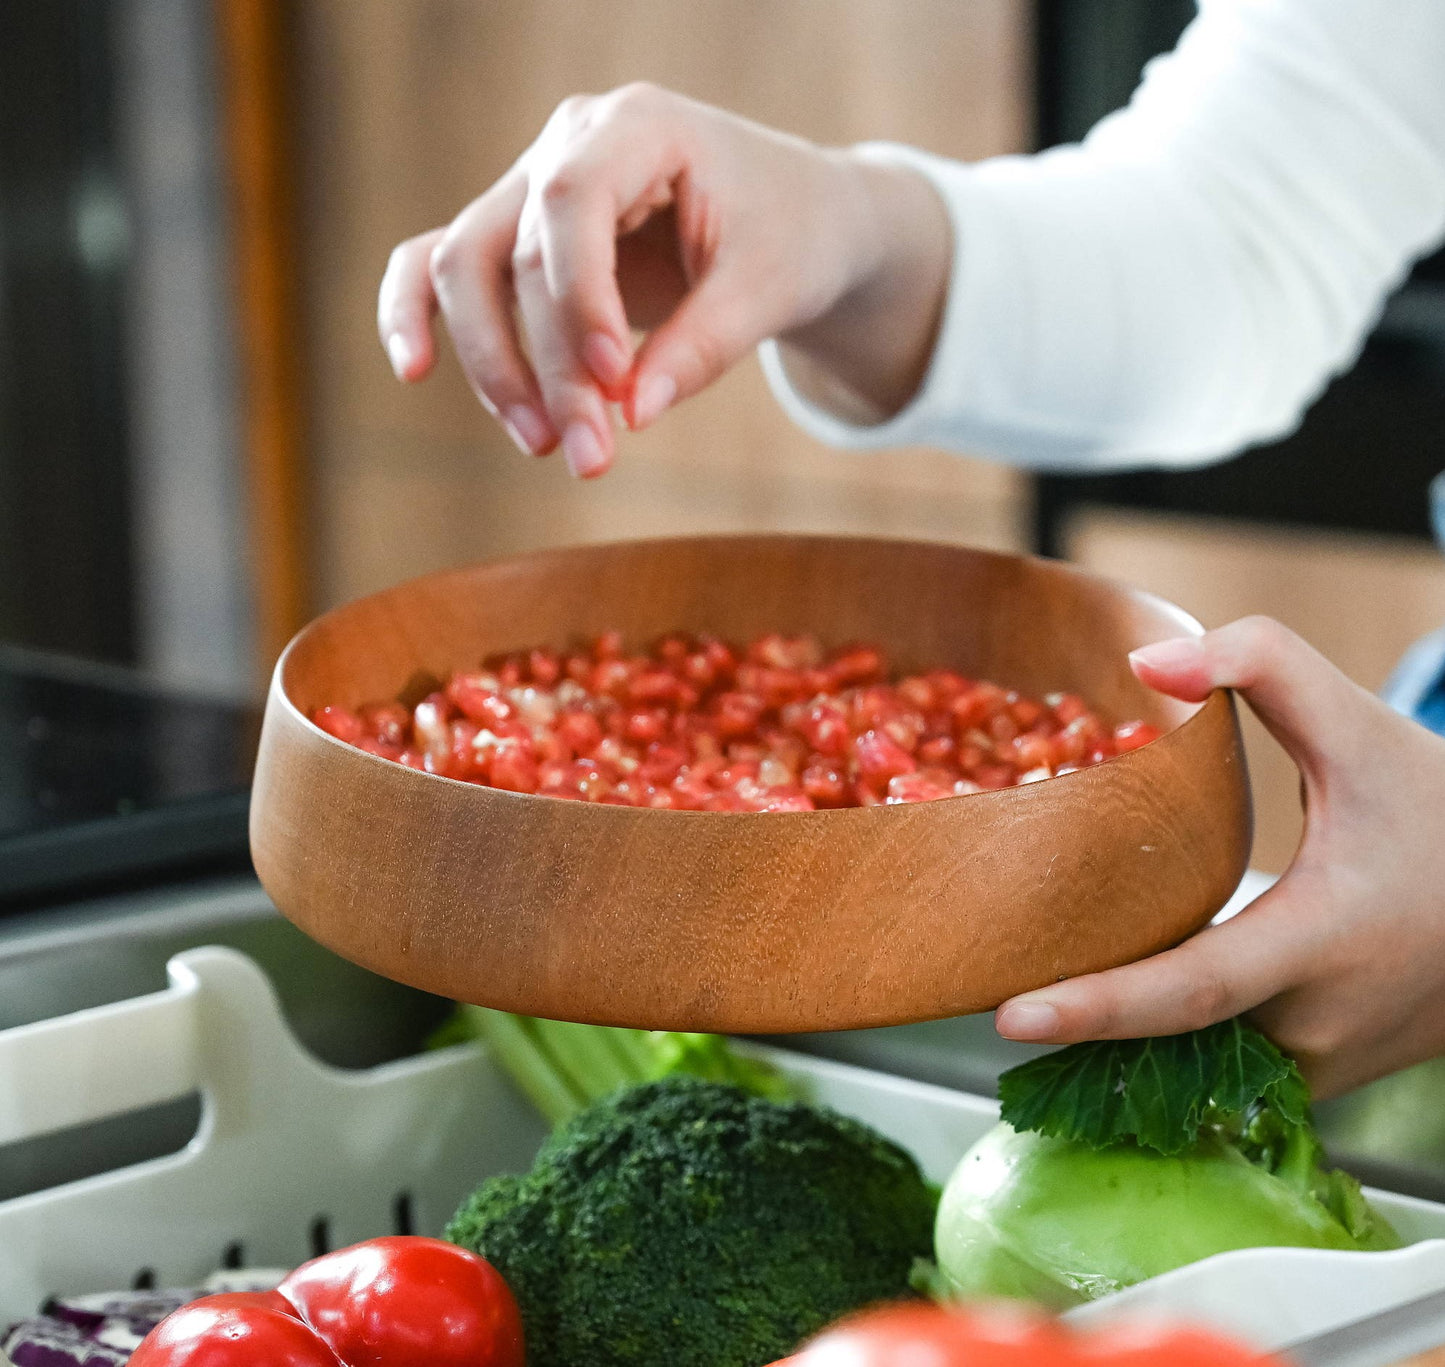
[{"x1": 272, "y1": 532, "x2": 1218, "y2": 824}]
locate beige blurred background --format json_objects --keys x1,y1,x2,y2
[{"x1": 278, "y1": 1, "x2": 1443, "y2": 875}]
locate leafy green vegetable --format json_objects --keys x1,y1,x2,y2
[
  {"x1": 997, "y1": 1018, "x2": 1307, "y2": 1157},
  {"x1": 431, "y1": 1003, "x2": 796, "y2": 1125},
  {"x1": 934, "y1": 1019, "x2": 1400, "y2": 1309},
  {"x1": 446, "y1": 1075, "x2": 936, "y2": 1367}
]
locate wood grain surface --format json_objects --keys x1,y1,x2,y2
[{"x1": 250, "y1": 535, "x2": 1252, "y2": 1032}]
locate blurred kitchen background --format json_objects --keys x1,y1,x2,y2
[
  {"x1": 2, "y1": 1, "x2": 1444, "y2": 1192},
  {"x1": 6, "y1": 0, "x2": 1443, "y2": 880}
]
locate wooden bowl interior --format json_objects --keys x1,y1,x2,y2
[{"x1": 282, "y1": 536, "x2": 1201, "y2": 737}]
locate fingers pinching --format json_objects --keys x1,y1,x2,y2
[
  {"x1": 428, "y1": 173, "x2": 558, "y2": 457},
  {"x1": 626, "y1": 277, "x2": 757, "y2": 430}
]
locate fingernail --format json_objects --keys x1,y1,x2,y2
[
  {"x1": 582, "y1": 331, "x2": 630, "y2": 389},
  {"x1": 631, "y1": 372, "x2": 676, "y2": 429},
  {"x1": 1129, "y1": 637, "x2": 1207, "y2": 674},
  {"x1": 561, "y1": 421, "x2": 608, "y2": 478},
  {"x1": 995, "y1": 1001, "x2": 1061, "y2": 1041},
  {"x1": 504, "y1": 405, "x2": 552, "y2": 456},
  {"x1": 386, "y1": 333, "x2": 415, "y2": 379}
]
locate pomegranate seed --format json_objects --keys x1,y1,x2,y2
[
  {"x1": 319, "y1": 631, "x2": 1142, "y2": 807},
  {"x1": 854, "y1": 729, "x2": 917, "y2": 787},
  {"x1": 313, "y1": 705, "x2": 363, "y2": 744},
  {"x1": 360, "y1": 702, "x2": 409, "y2": 747},
  {"x1": 1114, "y1": 720, "x2": 1162, "y2": 752}
]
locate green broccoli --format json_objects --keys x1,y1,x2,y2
[{"x1": 446, "y1": 1075, "x2": 936, "y2": 1367}]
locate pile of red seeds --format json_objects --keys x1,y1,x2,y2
[{"x1": 311, "y1": 630, "x2": 1160, "y2": 812}]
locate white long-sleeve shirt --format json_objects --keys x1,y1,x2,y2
[{"x1": 761, "y1": 0, "x2": 1445, "y2": 471}]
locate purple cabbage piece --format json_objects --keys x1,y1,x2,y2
[
  {"x1": 41, "y1": 1293, "x2": 191, "y2": 1338},
  {"x1": 4, "y1": 1316, "x2": 135, "y2": 1367},
  {"x1": 3, "y1": 1271, "x2": 288, "y2": 1367},
  {"x1": 4, "y1": 1290, "x2": 196, "y2": 1367}
]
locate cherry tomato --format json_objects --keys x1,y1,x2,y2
[
  {"x1": 130, "y1": 1294, "x2": 333, "y2": 1367},
  {"x1": 277, "y1": 1237, "x2": 524, "y2": 1367}
]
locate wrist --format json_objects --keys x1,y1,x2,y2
[{"x1": 778, "y1": 150, "x2": 952, "y2": 426}]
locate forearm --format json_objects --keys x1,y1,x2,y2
[{"x1": 765, "y1": 0, "x2": 1445, "y2": 471}]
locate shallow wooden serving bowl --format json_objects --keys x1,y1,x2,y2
[{"x1": 251, "y1": 535, "x2": 1251, "y2": 1033}]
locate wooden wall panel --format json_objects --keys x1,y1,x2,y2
[
  {"x1": 291, "y1": 0, "x2": 1034, "y2": 608},
  {"x1": 1069, "y1": 510, "x2": 1445, "y2": 873}
]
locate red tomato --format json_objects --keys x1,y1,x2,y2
[
  {"x1": 279, "y1": 1237, "x2": 523, "y2": 1367},
  {"x1": 129, "y1": 1293, "x2": 338, "y2": 1367},
  {"x1": 779, "y1": 1303, "x2": 1279, "y2": 1367}
]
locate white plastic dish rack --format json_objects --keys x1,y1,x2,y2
[{"x1": 3, "y1": 946, "x2": 1445, "y2": 1354}]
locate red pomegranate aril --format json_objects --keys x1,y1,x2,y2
[
  {"x1": 987, "y1": 712, "x2": 1020, "y2": 745},
  {"x1": 886, "y1": 773, "x2": 956, "y2": 805},
  {"x1": 852, "y1": 685, "x2": 900, "y2": 732},
  {"x1": 1048, "y1": 691, "x2": 1089, "y2": 725},
  {"x1": 1010, "y1": 732, "x2": 1053, "y2": 772},
  {"x1": 716, "y1": 761, "x2": 760, "y2": 789},
  {"x1": 801, "y1": 759, "x2": 849, "y2": 807},
  {"x1": 360, "y1": 702, "x2": 409, "y2": 747},
  {"x1": 750, "y1": 786, "x2": 815, "y2": 812},
  {"x1": 527, "y1": 647, "x2": 561, "y2": 686},
  {"x1": 797, "y1": 700, "x2": 850, "y2": 757},
  {"x1": 1114, "y1": 720, "x2": 1162, "y2": 752},
  {"x1": 655, "y1": 633, "x2": 692, "y2": 664},
  {"x1": 881, "y1": 713, "x2": 925, "y2": 753},
  {"x1": 974, "y1": 763, "x2": 1017, "y2": 790},
  {"x1": 897, "y1": 676, "x2": 935, "y2": 712},
  {"x1": 713, "y1": 691, "x2": 766, "y2": 739},
  {"x1": 829, "y1": 644, "x2": 885, "y2": 686},
  {"x1": 322, "y1": 630, "x2": 1151, "y2": 808},
  {"x1": 313, "y1": 705, "x2": 364, "y2": 744},
  {"x1": 918, "y1": 734, "x2": 957, "y2": 766},
  {"x1": 854, "y1": 729, "x2": 917, "y2": 787},
  {"x1": 1049, "y1": 725, "x2": 1088, "y2": 768},
  {"x1": 625, "y1": 710, "x2": 668, "y2": 745},
  {"x1": 357, "y1": 736, "x2": 403, "y2": 762},
  {"x1": 1009, "y1": 694, "x2": 1045, "y2": 730},
  {"x1": 627, "y1": 670, "x2": 678, "y2": 706},
  {"x1": 554, "y1": 710, "x2": 603, "y2": 755}
]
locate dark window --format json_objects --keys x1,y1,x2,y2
[
  {"x1": 0, "y1": 1, "x2": 137, "y2": 662},
  {"x1": 1033, "y1": 1, "x2": 1445, "y2": 555}
]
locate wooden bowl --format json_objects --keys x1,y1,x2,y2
[{"x1": 251, "y1": 535, "x2": 1250, "y2": 1032}]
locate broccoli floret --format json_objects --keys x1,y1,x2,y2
[{"x1": 445, "y1": 1075, "x2": 936, "y2": 1367}]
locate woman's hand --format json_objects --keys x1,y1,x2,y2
[
  {"x1": 995, "y1": 615, "x2": 1445, "y2": 1099},
  {"x1": 376, "y1": 83, "x2": 950, "y2": 477}
]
